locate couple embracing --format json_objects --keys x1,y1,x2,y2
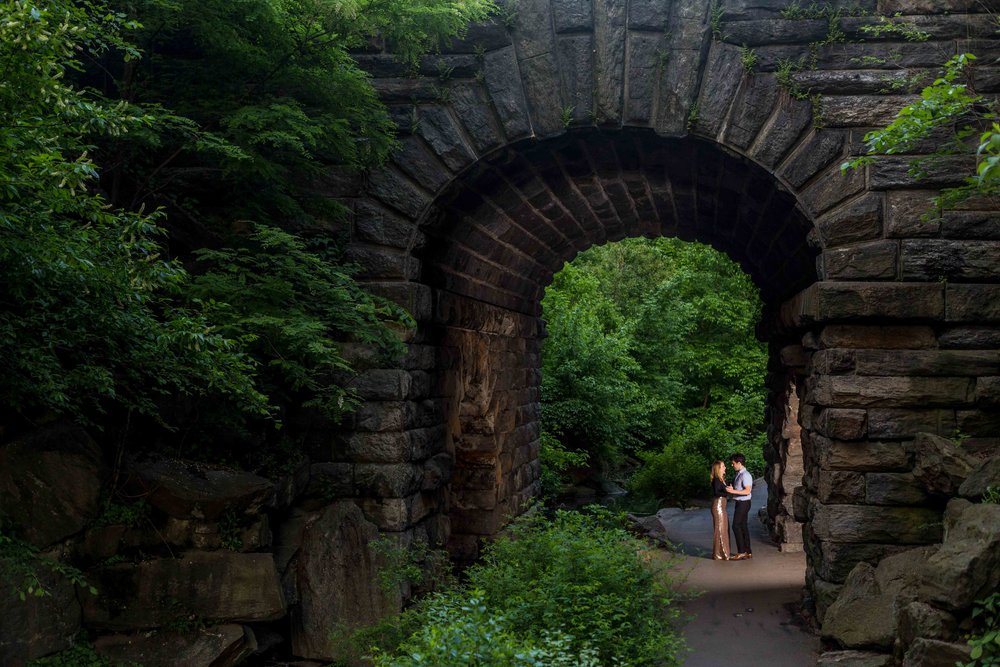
[{"x1": 709, "y1": 453, "x2": 753, "y2": 561}]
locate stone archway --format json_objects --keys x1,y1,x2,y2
[{"x1": 337, "y1": 0, "x2": 1000, "y2": 626}]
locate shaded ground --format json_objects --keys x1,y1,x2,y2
[{"x1": 655, "y1": 481, "x2": 820, "y2": 667}]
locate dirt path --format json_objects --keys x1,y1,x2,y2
[{"x1": 655, "y1": 481, "x2": 820, "y2": 666}]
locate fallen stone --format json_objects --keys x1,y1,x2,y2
[
  {"x1": 901, "y1": 638, "x2": 971, "y2": 667},
  {"x1": 898, "y1": 601, "x2": 957, "y2": 645},
  {"x1": 909, "y1": 433, "x2": 976, "y2": 496},
  {"x1": 95, "y1": 624, "x2": 256, "y2": 667},
  {"x1": 822, "y1": 563, "x2": 897, "y2": 649},
  {"x1": 0, "y1": 423, "x2": 105, "y2": 547},
  {"x1": 919, "y1": 499, "x2": 1000, "y2": 611},
  {"x1": 0, "y1": 561, "x2": 82, "y2": 664},
  {"x1": 958, "y1": 456, "x2": 1000, "y2": 499},
  {"x1": 127, "y1": 458, "x2": 274, "y2": 521},
  {"x1": 628, "y1": 513, "x2": 670, "y2": 546},
  {"x1": 83, "y1": 553, "x2": 286, "y2": 630}
]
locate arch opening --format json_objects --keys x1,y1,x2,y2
[{"x1": 414, "y1": 128, "x2": 817, "y2": 558}]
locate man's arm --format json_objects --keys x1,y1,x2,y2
[{"x1": 725, "y1": 472, "x2": 753, "y2": 496}]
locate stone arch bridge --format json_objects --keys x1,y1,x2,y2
[{"x1": 333, "y1": 0, "x2": 1000, "y2": 624}]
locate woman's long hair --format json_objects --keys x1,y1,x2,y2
[{"x1": 710, "y1": 460, "x2": 726, "y2": 483}]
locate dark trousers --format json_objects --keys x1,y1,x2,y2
[{"x1": 732, "y1": 500, "x2": 752, "y2": 554}]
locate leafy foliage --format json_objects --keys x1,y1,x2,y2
[
  {"x1": 369, "y1": 508, "x2": 683, "y2": 667},
  {"x1": 27, "y1": 639, "x2": 139, "y2": 667},
  {"x1": 540, "y1": 238, "x2": 767, "y2": 502},
  {"x1": 0, "y1": 530, "x2": 95, "y2": 601},
  {"x1": 843, "y1": 53, "x2": 998, "y2": 210},
  {"x1": 0, "y1": 0, "x2": 267, "y2": 426},
  {"x1": 961, "y1": 592, "x2": 1000, "y2": 667}
]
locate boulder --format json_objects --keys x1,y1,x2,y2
[
  {"x1": 958, "y1": 456, "x2": 1000, "y2": 500},
  {"x1": 909, "y1": 433, "x2": 975, "y2": 496},
  {"x1": 817, "y1": 651, "x2": 892, "y2": 667},
  {"x1": 901, "y1": 638, "x2": 971, "y2": 667},
  {"x1": 289, "y1": 501, "x2": 400, "y2": 661},
  {"x1": 898, "y1": 602, "x2": 957, "y2": 645},
  {"x1": 95, "y1": 624, "x2": 256, "y2": 667},
  {"x1": 918, "y1": 499, "x2": 1000, "y2": 611},
  {"x1": 126, "y1": 458, "x2": 275, "y2": 521},
  {"x1": 628, "y1": 513, "x2": 670, "y2": 546},
  {"x1": 83, "y1": 553, "x2": 286, "y2": 630},
  {"x1": 0, "y1": 561, "x2": 82, "y2": 664},
  {"x1": 0, "y1": 423, "x2": 105, "y2": 547}
]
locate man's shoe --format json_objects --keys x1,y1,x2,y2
[
  {"x1": 732, "y1": 553, "x2": 749, "y2": 560},
  {"x1": 745, "y1": 553, "x2": 753, "y2": 559}
]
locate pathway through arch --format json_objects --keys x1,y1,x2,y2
[{"x1": 656, "y1": 481, "x2": 819, "y2": 666}]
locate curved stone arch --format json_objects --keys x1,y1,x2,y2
[{"x1": 340, "y1": 0, "x2": 1000, "y2": 627}]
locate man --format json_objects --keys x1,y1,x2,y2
[{"x1": 726, "y1": 453, "x2": 753, "y2": 560}]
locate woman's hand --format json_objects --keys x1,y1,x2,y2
[{"x1": 725, "y1": 485, "x2": 735, "y2": 493}]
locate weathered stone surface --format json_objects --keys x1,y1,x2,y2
[
  {"x1": 779, "y1": 130, "x2": 846, "y2": 189},
  {"x1": 938, "y1": 326, "x2": 1000, "y2": 350},
  {"x1": 0, "y1": 563, "x2": 81, "y2": 664},
  {"x1": 593, "y1": 0, "x2": 626, "y2": 124},
  {"x1": 909, "y1": 432, "x2": 976, "y2": 496},
  {"x1": 723, "y1": 18, "x2": 827, "y2": 45},
  {"x1": 817, "y1": 651, "x2": 891, "y2": 667},
  {"x1": 555, "y1": 35, "x2": 595, "y2": 125},
  {"x1": 958, "y1": 456, "x2": 1000, "y2": 499},
  {"x1": 886, "y1": 190, "x2": 939, "y2": 239},
  {"x1": 450, "y1": 83, "x2": 504, "y2": 154},
  {"x1": 95, "y1": 625, "x2": 255, "y2": 667},
  {"x1": 822, "y1": 563, "x2": 896, "y2": 648},
  {"x1": 624, "y1": 32, "x2": 662, "y2": 125},
  {"x1": 807, "y1": 375, "x2": 973, "y2": 408},
  {"x1": 519, "y1": 51, "x2": 565, "y2": 137},
  {"x1": 850, "y1": 350, "x2": 1000, "y2": 377},
  {"x1": 794, "y1": 282, "x2": 944, "y2": 323},
  {"x1": 290, "y1": 501, "x2": 399, "y2": 660},
  {"x1": 871, "y1": 156, "x2": 974, "y2": 190},
  {"x1": 725, "y1": 74, "x2": 780, "y2": 150},
  {"x1": 941, "y1": 210, "x2": 1000, "y2": 239},
  {"x1": 811, "y1": 504, "x2": 942, "y2": 544},
  {"x1": 482, "y1": 47, "x2": 531, "y2": 140},
  {"x1": 865, "y1": 473, "x2": 929, "y2": 506},
  {"x1": 815, "y1": 194, "x2": 883, "y2": 247},
  {"x1": 416, "y1": 106, "x2": 477, "y2": 172},
  {"x1": 748, "y1": 95, "x2": 812, "y2": 169},
  {"x1": 810, "y1": 540, "x2": 915, "y2": 584},
  {"x1": 815, "y1": 409, "x2": 868, "y2": 440},
  {"x1": 820, "y1": 95, "x2": 917, "y2": 127},
  {"x1": 822, "y1": 240, "x2": 898, "y2": 280},
  {"x1": 898, "y1": 601, "x2": 957, "y2": 645},
  {"x1": 818, "y1": 325, "x2": 937, "y2": 350},
  {"x1": 695, "y1": 42, "x2": 743, "y2": 138},
  {"x1": 918, "y1": 499, "x2": 1000, "y2": 611},
  {"x1": 818, "y1": 471, "x2": 865, "y2": 504},
  {"x1": 0, "y1": 423, "x2": 104, "y2": 548},
  {"x1": 867, "y1": 409, "x2": 956, "y2": 440},
  {"x1": 903, "y1": 239, "x2": 1000, "y2": 280},
  {"x1": 366, "y1": 168, "x2": 431, "y2": 220},
  {"x1": 128, "y1": 458, "x2": 273, "y2": 522},
  {"x1": 901, "y1": 638, "x2": 971, "y2": 667},
  {"x1": 823, "y1": 439, "x2": 910, "y2": 472},
  {"x1": 947, "y1": 284, "x2": 1000, "y2": 322},
  {"x1": 552, "y1": 0, "x2": 592, "y2": 33},
  {"x1": 354, "y1": 463, "x2": 423, "y2": 498},
  {"x1": 83, "y1": 553, "x2": 286, "y2": 629}
]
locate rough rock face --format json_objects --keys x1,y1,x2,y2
[
  {"x1": 0, "y1": 423, "x2": 105, "y2": 547},
  {"x1": 94, "y1": 625, "x2": 256, "y2": 667},
  {"x1": 918, "y1": 499, "x2": 1000, "y2": 611},
  {"x1": 287, "y1": 500, "x2": 399, "y2": 661},
  {"x1": 958, "y1": 456, "x2": 1000, "y2": 499},
  {"x1": 83, "y1": 553, "x2": 286, "y2": 630},
  {"x1": 909, "y1": 433, "x2": 976, "y2": 497},
  {"x1": 901, "y1": 638, "x2": 971, "y2": 667},
  {"x1": 0, "y1": 564, "x2": 82, "y2": 664},
  {"x1": 817, "y1": 651, "x2": 892, "y2": 667},
  {"x1": 127, "y1": 458, "x2": 275, "y2": 521}
]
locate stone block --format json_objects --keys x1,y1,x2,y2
[
  {"x1": 365, "y1": 168, "x2": 430, "y2": 220},
  {"x1": 941, "y1": 210, "x2": 1000, "y2": 239},
  {"x1": 552, "y1": 0, "x2": 592, "y2": 33},
  {"x1": 910, "y1": 432, "x2": 976, "y2": 496},
  {"x1": 947, "y1": 284, "x2": 1000, "y2": 322},
  {"x1": 483, "y1": 47, "x2": 531, "y2": 140},
  {"x1": 780, "y1": 130, "x2": 847, "y2": 189},
  {"x1": 519, "y1": 51, "x2": 565, "y2": 138},
  {"x1": 815, "y1": 193, "x2": 883, "y2": 247},
  {"x1": 812, "y1": 540, "x2": 915, "y2": 584},
  {"x1": 695, "y1": 42, "x2": 743, "y2": 138},
  {"x1": 822, "y1": 563, "x2": 896, "y2": 649},
  {"x1": 815, "y1": 408, "x2": 868, "y2": 440},
  {"x1": 415, "y1": 106, "x2": 476, "y2": 172},
  {"x1": 867, "y1": 408, "x2": 956, "y2": 440},
  {"x1": 903, "y1": 239, "x2": 1000, "y2": 280},
  {"x1": 555, "y1": 34, "x2": 595, "y2": 125},
  {"x1": 864, "y1": 473, "x2": 929, "y2": 506},
  {"x1": 818, "y1": 325, "x2": 937, "y2": 350},
  {"x1": 901, "y1": 639, "x2": 971, "y2": 667},
  {"x1": 0, "y1": 423, "x2": 105, "y2": 549},
  {"x1": 871, "y1": 155, "x2": 973, "y2": 190},
  {"x1": 655, "y1": 45, "x2": 703, "y2": 135},
  {"x1": 788, "y1": 282, "x2": 944, "y2": 328},
  {"x1": 959, "y1": 456, "x2": 1000, "y2": 500},
  {"x1": 624, "y1": 32, "x2": 662, "y2": 125},
  {"x1": 822, "y1": 240, "x2": 898, "y2": 280},
  {"x1": 355, "y1": 370, "x2": 412, "y2": 401},
  {"x1": 345, "y1": 244, "x2": 418, "y2": 280},
  {"x1": 807, "y1": 375, "x2": 973, "y2": 408},
  {"x1": 851, "y1": 350, "x2": 1000, "y2": 377},
  {"x1": 354, "y1": 463, "x2": 424, "y2": 498},
  {"x1": 593, "y1": 0, "x2": 627, "y2": 125},
  {"x1": 353, "y1": 200, "x2": 421, "y2": 249},
  {"x1": 820, "y1": 95, "x2": 917, "y2": 127},
  {"x1": 724, "y1": 73, "x2": 780, "y2": 150},
  {"x1": 818, "y1": 471, "x2": 865, "y2": 503},
  {"x1": 83, "y1": 553, "x2": 286, "y2": 630},
  {"x1": 811, "y1": 504, "x2": 942, "y2": 544},
  {"x1": 898, "y1": 601, "x2": 957, "y2": 645},
  {"x1": 724, "y1": 18, "x2": 828, "y2": 45},
  {"x1": 749, "y1": 94, "x2": 813, "y2": 169},
  {"x1": 918, "y1": 500, "x2": 1000, "y2": 611},
  {"x1": 886, "y1": 190, "x2": 939, "y2": 238},
  {"x1": 938, "y1": 326, "x2": 1000, "y2": 350},
  {"x1": 95, "y1": 625, "x2": 256, "y2": 667},
  {"x1": 344, "y1": 432, "x2": 411, "y2": 464}
]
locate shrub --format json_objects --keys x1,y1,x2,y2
[{"x1": 629, "y1": 440, "x2": 710, "y2": 506}]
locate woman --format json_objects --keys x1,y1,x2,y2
[{"x1": 710, "y1": 460, "x2": 732, "y2": 561}]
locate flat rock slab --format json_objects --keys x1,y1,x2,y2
[{"x1": 95, "y1": 625, "x2": 255, "y2": 667}]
